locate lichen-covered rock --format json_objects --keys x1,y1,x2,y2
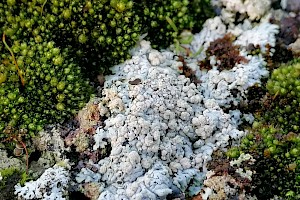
[
  {"x1": 234, "y1": 22, "x2": 279, "y2": 53},
  {"x1": 32, "y1": 126, "x2": 68, "y2": 153},
  {"x1": 212, "y1": 0, "x2": 271, "y2": 23},
  {"x1": 0, "y1": 149, "x2": 24, "y2": 171},
  {"x1": 14, "y1": 163, "x2": 70, "y2": 200},
  {"x1": 29, "y1": 126, "x2": 71, "y2": 179},
  {"x1": 73, "y1": 32, "x2": 275, "y2": 199},
  {"x1": 70, "y1": 10, "x2": 281, "y2": 198},
  {"x1": 185, "y1": 17, "x2": 278, "y2": 107}
]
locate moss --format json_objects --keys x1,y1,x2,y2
[
  {"x1": 0, "y1": 39, "x2": 94, "y2": 148},
  {"x1": 199, "y1": 33, "x2": 248, "y2": 71},
  {"x1": 0, "y1": 166, "x2": 32, "y2": 199},
  {"x1": 226, "y1": 123, "x2": 300, "y2": 198},
  {"x1": 220, "y1": 59, "x2": 300, "y2": 199},
  {"x1": 0, "y1": 167, "x2": 17, "y2": 183},
  {"x1": 263, "y1": 59, "x2": 300, "y2": 131},
  {"x1": 134, "y1": 0, "x2": 214, "y2": 49},
  {"x1": 267, "y1": 62, "x2": 300, "y2": 97},
  {"x1": 0, "y1": 167, "x2": 22, "y2": 200}
]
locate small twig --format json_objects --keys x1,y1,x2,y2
[
  {"x1": 41, "y1": 0, "x2": 48, "y2": 15},
  {"x1": 272, "y1": 91, "x2": 279, "y2": 100},
  {"x1": 191, "y1": 46, "x2": 204, "y2": 58},
  {"x1": 2, "y1": 33, "x2": 25, "y2": 86},
  {"x1": 18, "y1": 140, "x2": 29, "y2": 174},
  {"x1": 166, "y1": 16, "x2": 178, "y2": 33}
]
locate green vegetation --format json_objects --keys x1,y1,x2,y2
[
  {"x1": 0, "y1": 167, "x2": 30, "y2": 199},
  {"x1": 0, "y1": 39, "x2": 93, "y2": 140},
  {"x1": 266, "y1": 60, "x2": 300, "y2": 132},
  {"x1": 239, "y1": 124, "x2": 300, "y2": 199},
  {"x1": 0, "y1": 0, "x2": 143, "y2": 76},
  {"x1": 0, "y1": 0, "x2": 213, "y2": 75},
  {"x1": 226, "y1": 59, "x2": 300, "y2": 199},
  {"x1": 136, "y1": 0, "x2": 213, "y2": 49},
  {"x1": 0, "y1": 167, "x2": 18, "y2": 188},
  {"x1": 0, "y1": 167, "x2": 29, "y2": 187}
]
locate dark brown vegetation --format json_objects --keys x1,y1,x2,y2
[{"x1": 199, "y1": 33, "x2": 248, "y2": 71}]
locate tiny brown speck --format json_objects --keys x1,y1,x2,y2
[
  {"x1": 129, "y1": 78, "x2": 142, "y2": 85},
  {"x1": 97, "y1": 74, "x2": 105, "y2": 86}
]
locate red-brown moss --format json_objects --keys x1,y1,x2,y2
[{"x1": 199, "y1": 33, "x2": 248, "y2": 71}]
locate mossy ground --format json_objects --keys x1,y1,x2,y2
[{"x1": 219, "y1": 53, "x2": 300, "y2": 199}]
